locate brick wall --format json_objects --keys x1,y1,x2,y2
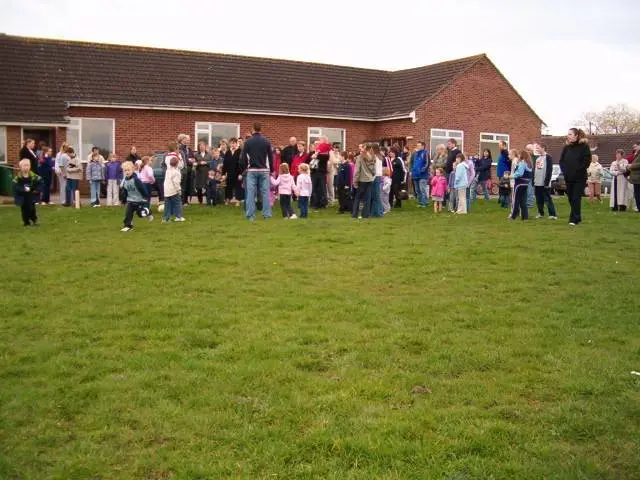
[{"x1": 6, "y1": 126, "x2": 21, "y2": 167}]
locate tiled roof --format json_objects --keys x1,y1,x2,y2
[
  {"x1": 0, "y1": 35, "x2": 508, "y2": 124},
  {"x1": 542, "y1": 134, "x2": 640, "y2": 167}
]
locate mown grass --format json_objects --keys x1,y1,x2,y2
[{"x1": 0, "y1": 198, "x2": 638, "y2": 479}]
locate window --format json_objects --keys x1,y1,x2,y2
[
  {"x1": 67, "y1": 118, "x2": 115, "y2": 162},
  {"x1": 308, "y1": 127, "x2": 346, "y2": 150},
  {"x1": 0, "y1": 127, "x2": 6, "y2": 163},
  {"x1": 479, "y1": 132, "x2": 509, "y2": 164},
  {"x1": 195, "y1": 122, "x2": 240, "y2": 149},
  {"x1": 430, "y1": 129, "x2": 463, "y2": 157}
]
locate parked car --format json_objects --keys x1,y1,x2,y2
[
  {"x1": 551, "y1": 169, "x2": 613, "y2": 196},
  {"x1": 551, "y1": 171, "x2": 566, "y2": 195},
  {"x1": 151, "y1": 152, "x2": 167, "y2": 199}
]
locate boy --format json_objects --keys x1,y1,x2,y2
[
  {"x1": 209, "y1": 148, "x2": 222, "y2": 172},
  {"x1": 163, "y1": 152, "x2": 185, "y2": 222},
  {"x1": 499, "y1": 171, "x2": 511, "y2": 208},
  {"x1": 205, "y1": 169, "x2": 220, "y2": 206},
  {"x1": 336, "y1": 154, "x2": 353, "y2": 214},
  {"x1": 119, "y1": 160, "x2": 153, "y2": 232},
  {"x1": 13, "y1": 158, "x2": 42, "y2": 226}
]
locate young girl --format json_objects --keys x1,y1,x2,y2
[
  {"x1": 271, "y1": 163, "x2": 297, "y2": 219},
  {"x1": 430, "y1": 167, "x2": 448, "y2": 213},
  {"x1": 105, "y1": 153, "x2": 122, "y2": 206},
  {"x1": 509, "y1": 150, "x2": 533, "y2": 220},
  {"x1": 86, "y1": 152, "x2": 104, "y2": 207},
  {"x1": 586, "y1": 154, "x2": 604, "y2": 203},
  {"x1": 454, "y1": 153, "x2": 469, "y2": 214},
  {"x1": 163, "y1": 145, "x2": 185, "y2": 222},
  {"x1": 37, "y1": 147, "x2": 54, "y2": 205},
  {"x1": 13, "y1": 159, "x2": 42, "y2": 226},
  {"x1": 119, "y1": 161, "x2": 153, "y2": 231},
  {"x1": 296, "y1": 163, "x2": 312, "y2": 218},
  {"x1": 381, "y1": 167, "x2": 392, "y2": 214}
]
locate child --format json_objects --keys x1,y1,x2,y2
[
  {"x1": 37, "y1": 147, "x2": 54, "y2": 205},
  {"x1": 381, "y1": 167, "x2": 392, "y2": 214},
  {"x1": 119, "y1": 161, "x2": 153, "y2": 232},
  {"x1": 430, "y1": 167, "x2": 447, "y2": 213},
  {"x1": 390, "y1": 149, "x2": 406, "y2": 208},
  {"x1": 336, "y1": 154, "x2": 353, "y2": 214},
  {"x1": 509, "y1": 150, "x2": 533, "y2": 221},
  {"x1": 105, "y1": 153, "x2": 123, "y2": 206},
  {"x1": 86, "y1": 152, "x2": 104, "y2": 207},
  {"x1": 296, "y1": 163, "x2": 312, "y2": 218},
  {"x1": 13, "y1": 158, "x2": 42, "y2": 226},
  {"x1": 498, "y1": 172, "x2": 511, "y2": 208},
  {"x1": 447, "y1": 164, "x2": 457, "y2": 213},
  {"x1": 271, "y1": 163, "x2": 297, "y2": 219},
  {"x1": 215, "y1": 171, "x2": 226, "y2": 205},
  {"x1": 209, "y1": 148, "x2": 222, "y2": 172},
  {"x1": 206, "y1": 169, "x2": 219, "y2": 206},
  {"x1": 586, "y1": 154, "x2": 604, "y2": 203},
  {"x1": 454, "y1": 153, "x2": 469, "y2": 214},
  {"x1": 139, "y1": 156, "x2": 156, "y2": 208},
  {"x1": 163, "y1": 148, "x2": 185, "y2": 222}
]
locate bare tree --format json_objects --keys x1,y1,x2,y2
[{"x1": 575, "y1": 104, "x2": 640, "y2": 135}]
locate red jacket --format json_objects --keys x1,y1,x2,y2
[
  {"x1": 291, "y1": 153, "x2": 309, "y2": 178},
  {"x1": 316, "y1": 143, "x2": 332, "y2": 155}
]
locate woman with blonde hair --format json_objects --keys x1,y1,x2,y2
[
  {"x1": 54, "y1": 142, "x2": 69, "y2": 205},
  {"x1": 586, "y1": 153, "x2": 604, "y2": 203},
  {"x1": 432, "y1": 144, "x2": 447, "y2": 171}
]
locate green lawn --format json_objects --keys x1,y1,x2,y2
[{"x1": 0, "y1": 199, "x2": 638, "y2": 479}]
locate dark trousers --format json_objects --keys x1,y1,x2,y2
[
  {"x1": 390, "y1": 181, "x2": 402, "y2": 208},
  {"x1": 352, "y1": 182, "x2": 373, "y2": 218},
  {"x1": 182, "y1": 169, "x2": 193, "y2": 204},
  {"x1": 311, "y1": 172, "x2": 327, "y2": 209},
  {"x1": 279, "y1": 194, "x2": 294, "y2": 217},
  {"x1": 635, "y1": 184, "x2": 640, "y2": 211},
  {"x1": 21, "y1": 200, "x2": 37, "y2": 225},
  {"x1": 510, "y1": 183, "x2": 529, "y2": 220},
  {"x1": 337, "y1": 186, "x2": 352, "y2": 213},
  {"x1": 298, "y1": 196, "x2": 309, "y2": 218},
  {"x1": 123, "y1": 202, "x2": 147, "y2": 228},
  {"x1": 566, "y1": 181, "x2": 584, "y2": 224},
  {"x1": 206, "y1": 189, "x2": 216, "y2": 205},
  {"x1": 196, "y1": 187, "x2": 206, "y2": 204},
  {"x1": 65, "y1": 179, "x2": 79, "y2": 205},
  {"x1": 534, "y1": 186, "x2": 557, "y2": 217},
  {"x1": 225, "y1": 182, "x2": 234, "y2": 200},
  {"x1": 235, "y1": 179, "x2": 244, "y2": 201},
  {"x1": 41, "y1": 177, "x2": 52, "y2": 203},
  {"x1": 499, "y1": 191, "x2": 510, "y2": 208}
]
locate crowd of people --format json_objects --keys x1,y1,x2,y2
[{"x1": 11, "y1": 124, "x2": 640, "y2": 229}]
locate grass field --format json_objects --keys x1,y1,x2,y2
[{"x1": 0, "y1": 198, "x2": 638, "y2": 480}]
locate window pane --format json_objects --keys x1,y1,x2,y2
[
  {"x1": 210, "y1": 124, "x2": 239, "y2": 149},
  {"x1": 67, "y1": 127, "x2": 80, "y2": 158},
  {"x1": 480, "y1": 141, "x2": 501, "y2": 162},
  {"x1": 81, "y1": 118, "x2": 114, "y2": 160},
  {"x1": 197, "y1": 132, "x2": 209, "y2": 148},
  {"x1": 323, "y1": 128, "x2": 344, "y2": 149},
  {"x1": 449, "y1": 131, "x2": 463, "y2": 138},
  {"x1": 481, "y1": 134, "x2": 493, "y2": 141},
  {"x1": 497, "y1": 135, "x2": 509, "y2": 142},
  {"x1": 0, "y1": 127, "x2": 6, "y2": 163},
  {"x1": 432, "y1": 130, "x2": 446, "y2": 137},
  {"x1": 196, "y1": 123, "x2": 210, "y2": 131}
]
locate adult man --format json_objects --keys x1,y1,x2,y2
[
  {"x1": 496, "y1": 140, "x2": 510, "y2": 178},
  {"x1": 532, "y1": 143, "x2": 557, "y2": 219},
  {"x1": 177, "y1": 134, "x2": 194, "y2": 206},
  {"x1": 411, "y1": 141, "x2": 430, "y2": 207},
  {"x1": 240, "y1": 122, "x2": 273, "y2": 221},
  {"x1": 281, "y1": 136, "x2": 297, "y2": 168},
  {"x1": 445, "y1": 139, "x2": 461, "y2": 175},
  {"x1": 526, "y1": 144, "x2": 536, "y2": 208}
]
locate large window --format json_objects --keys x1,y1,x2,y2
[
  {"x1": 479, "y1": 132, "x2": 509, "y2": 164},
  {"x1": 430, "y1": 128, "x2": 464, "y2": 157},
  {"x1": 195, "y1": 122, "x2": 240, "y2": 149},
  {"x1": 308, "y1": 127, "x2": 346, "y2": 150},
  {"x1": 67, "y1": 118, "x2": 115, "y2": 162},
  {"x1": 0, "y1": 127, "x2": 6, "y2": 163}
]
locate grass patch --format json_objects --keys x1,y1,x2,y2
[{"x1": 0, "y1": 199, "x2": 638, "y2": 479}]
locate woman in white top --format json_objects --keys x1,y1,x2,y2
[
  {"x1": 609, "y1": 149, "x2": 629, "y2": 211},
  {"x1": 54, "y1": 142, "x2": 69, "y2": 205}
]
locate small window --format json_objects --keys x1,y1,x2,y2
[
  {"x1": 429, "y1": 128, "x2": 464, "y2": 157},
  {"x1": 308, "y1": 127, "x2": 346, "y2": 150},
  {"x1": 195, "y1": 122, "x2": 240, "y2": 149},
  {"x1": 479, "y1": 132, "x2": 509, "y2": 163},
  {"x1": 0, "y1": 126, "x2": 6, "y2": 163},
  {"x1": 67, "y1": 118, "x2": 115, "y2": 162}
]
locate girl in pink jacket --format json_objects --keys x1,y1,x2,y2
[
  {"x1": 271, "y1": 163, "x2": 297, "y2": 219},
  {"x1": 430, "y1": 167, "x2": 448, "y2": 213}
]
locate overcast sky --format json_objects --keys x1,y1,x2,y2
[{"x1": 2, "y1": 0, "x2": 639, "y2": 134}]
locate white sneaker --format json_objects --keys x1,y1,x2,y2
[
  {"x1": 549, "y1": 216, "x2": 558, "y2": 220},
  {"x1": 569, "y1": 222, "x2": 576, "y2": 226},
  {"x1": 535, "y1": 214, "x2": 543, "y2": 219},
  {"x1": 283, "y1": 217, "x2": 289, "y2": 220},
  {"x1": 174, "y1": 217, "x2": 186, "y2": 222},
  {"x1": 120, "y1": 226, "x2": 132, "y2": 232},
  {"x1": 290, "y1": 214, "x2": 297, "y2": 219}
]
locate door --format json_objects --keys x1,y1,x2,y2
[{"x1": 22, "y1": 128, "x2": 55, "y2": 152}]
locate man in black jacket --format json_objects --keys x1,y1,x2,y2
[
  {"x1": 281, "y1": 137, "x2": 297, "y2": 167},
  {"x1": 240, "y1": 122, "x2": 274, "y2": 221},
  {"x1": 445, "y1": 139, "x2": 461, "y2": 175}
]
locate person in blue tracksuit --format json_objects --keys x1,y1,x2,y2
[
  {"x1": 509, "y1": 150, "x2": 533, "y2": 220},
  {"x1": 411, "y1": 141, "x2": 430, "y2": 207}
]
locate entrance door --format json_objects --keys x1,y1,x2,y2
[{"x1": 22, "y1": 128, "x2": 55, "y2": 152}]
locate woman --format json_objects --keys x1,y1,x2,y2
[
  {"x1": 628, "y1": 144, "x2": 640, "y2": 211},
  {"x1": 352, "y1": 144, "x2": 376, "y2": 218},
  {"x1": 586, "y1": 154, "x2": 604, "y2": 203},
  {"x1": 19, "y1": 138, "x2": 38, "y2": 173},
  {"x1": 54, "y1": 142, "x2": 69, "y2": 205},
  {"x1": 370, "y1": 144, "x2": 384, "y2": 217},
  {"x1": 64, "y1": 147, "x2": 83, "y2": 206},
  {"x1": 609, "y1": 149, "x2": 629, "y2": 211},
  {"x1": 472, "y1": 149, "x2": 492, "y2": 201},
  {"x1": 194, "y1": 142, "x2": 212, "y2": 206},
  {"x1": 559, "y1": 128, "x2": 591, "y2": 225},
  {"x1": 432, "y1": 144, "x2": 447, "y2": 172},
  {"x1": 126, "y1": 146, "x2": 141, "y2": 163}
]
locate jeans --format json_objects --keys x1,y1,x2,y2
[
  {"x1": 413, "y1": 178, "x2": 428, "y2": 206},
  {"x1": 566, "y1": 181, "x2": 584, "y2": 224},
  {"x1": 466, "y1": 186, "x2": 471, "y2": 212},
  {"x1": 298, "y1": 196, "x2": 309, "y2": 218},
  {"x1": 499, "y1": 192, "x2": 510, "y2": 208},
  {"x1": 245, "y1": 171, "x2": 271, "y2": 220},
  {"x1": 511, "y1": 183, "x2": 529, "y2": 220},
  {"x1": 65, "y1": 179, "x2": 79, "y2": 205},
  {"x1": 371, "y1": 176, "x2": 383, "y2": 217},
  {"x1": 57, "y1": 173, "x2": 66, "y2": 205},
  {"x1": 526, "y1": 180, "x2": 535, "y2": 208},
  {"x1": 471, "y1": 177, "x2": 490, "y2": 201},
  {"x1": 534, "y1": 186, "x2": 557, "y2": 217},
  {"x1": 448, "y1": 188, "x2": 458, "y2": 212},
  {"x1": 124, "y1": 201, "x2": 147, "y2": 227},
  {"x1": 163, "y1": 194, "x2": 182, "y2": 220},
  {"x1": 107, "y1": 179, "x2": 120, "y2": 205},
  {"x1": 311, "y1": 172, "x2": 327, "y2": 208},
  {"x1": 279, "y1": 194, "x2": 294, "y2": 217},
  {"x1": 352, "y1": 182, "x2": 373, "y2": 218},
  {"x1": 90, "y1": 180, "x2": 102, "y2": 205}
]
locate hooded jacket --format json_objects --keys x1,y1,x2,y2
[
  {"x1": 559, "y1": 139, "x2": 591, "y2": 183},
  {"x1": 411, "y1": 149, "x2": 429, "y2": 180}
]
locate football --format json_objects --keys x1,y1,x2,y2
[{"x1": 157, "y1": 203, "x2": 165, "y2": 213}]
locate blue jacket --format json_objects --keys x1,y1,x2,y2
[
  {"x1": 512, "y1": 161, "x2": 533, "y2": 185},
  {"x1": 497, "y1": 149, "x2": 511, "y2": 178},
  {"x1": 454, "y1": 163, "x2": 469, "y2": 189},
  {"x1": 411, "y1": 149, "x2": 429, "y2": 180},
  {"x1": 37, "y1": 155, "x2": 55, "y2": 180}
]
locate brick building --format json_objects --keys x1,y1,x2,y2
[{"x1": 0, "y1": 34, "x2": 543, "y2": 175}]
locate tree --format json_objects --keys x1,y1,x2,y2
[{"x1": 575, "y1": 104, "x2": 640, "y2": 135}]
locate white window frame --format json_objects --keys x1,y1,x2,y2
[
  {"x1": 195, "y1": 122, "x2": 240, "y2": 148},
  {"x1": 430, "y1": 128, "x2": 464, "y2": 156},
  {"x1": 0, "y1": 126, "x2": 6, "y2": 164},
  {"x1": 480, "y1": 132, "x2": 509, "y2": 165},
  {"x1": 67, "y1": 117, "x2": 115, "y2": 163},
  {"x1": 307, "y1": 126, "x2": 346, "y2": 150}
]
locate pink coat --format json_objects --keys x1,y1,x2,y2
[
  {"x1": 430, "y1": 175, "x2": 447, "y2": 198},
  {"x1": 270, "y1": 173, "x2": 295, "y2": 195}
]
